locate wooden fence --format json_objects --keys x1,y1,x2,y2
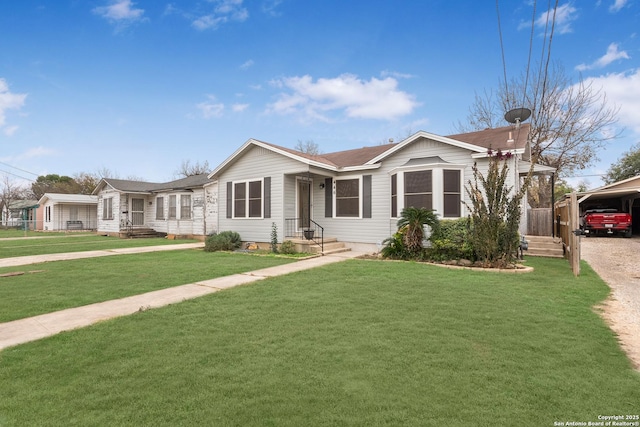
[
  {"x1": 554, "y1": 193, "x2": 581, "y2": 276},
  {"x1": 526, "y1": 208, "x2": 553, "y2": 236}
]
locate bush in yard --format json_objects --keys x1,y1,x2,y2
[
  {"x1": 381, "y1": 231, "x2": 410, "y2": 260},
  {"x1": 464, "y1": 151, "x2": 531, "y2": 268},
  {"x1": 204, "y1": 231, "x2": 242, "y2": 252},
  {"x1": 427, "y1": 218, "x2": 475, "y2": 262},
  {"x1": 270, "y1": 222, "x2": 278, "y2": 253},
  {"x1": 279, "y1": 240, "x2": 296, "y2": 255}
]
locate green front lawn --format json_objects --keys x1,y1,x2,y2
[
  {"x1": 0, "y1": 235, "x2": 199, "y2": 258},
  {"x1": 0, "y1": 230, "x2": 95, "y2": 239},
  {"x1": 0, "y1": 251, "x2": 296, "y2": 322},
  {"x1": 1, "y1": 257, "x2": 638, "y2": 426}
]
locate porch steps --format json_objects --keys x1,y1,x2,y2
[
  {"x1": 289, "y1": 237, "x2": 351, "y2": 255},
  {"x1": 119, "y1": 228, "x2": 167, "y2": 239},
  {"x1": 523, "y1": 235, "x2": 564, "y2": 258}
]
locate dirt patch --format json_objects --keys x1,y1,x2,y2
[{"x1": 581, "y1": 236, "x2": 640, "y2": 370}]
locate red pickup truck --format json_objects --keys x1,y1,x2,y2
[{"x1": 581, "y1": 209, "x2": 633, "y2": 238}]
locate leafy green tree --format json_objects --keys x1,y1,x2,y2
[
  {"x1": 30, "y1": 174, "x2": 80, "y2": 199},
  {"x1": 604, "y1": 143, "x2": 640, "y2": 185},
  {"x1": 396, "y1": 207, "x2": 439, "y2": 257}
]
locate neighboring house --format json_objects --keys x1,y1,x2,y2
[
  {"x1": 92, "y1": 174, "x2": 218, "y2": 239},
  {"x1": 209, "y1": 124, "x2": 546, "y2": 251},
  {"x1": 36, "y1": 193, "x2": 98, "y2": 231},
  {"x1": 1, "y1": 199, "x2": 39, "y2": 229}
]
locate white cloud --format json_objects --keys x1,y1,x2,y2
[
  {"x1": 0, "y1": 78, "x2": 27, "y2": 132},
  {"x1": 197, "y1": 96, "x2": 225, "y2": 118},
  {"x1": 262, "y1": 0, "x2": 283, "y2": 17},
  {"x1": 609, "y1": 0, "x2": 628, "y2": 12},
  {"x1": 267, "y1": 74, "x2": 419, "y2": 121},
  {"x1": 192, "y1": 15, "x2": 226, "y2": 30},
  {"x1": 380, "y1": 70, "x2": 415, "y2": 79},
  {"x1": 240, "y1": 60, "x2": 254, "y2": 70},
  {"x1": 582, "y1": 68, "x2": 640, "y2": 134},
  {"x1": 192, "y1": 0, "x2": 248, "y2": 30},
  {"x1": 530, "y1": 3, "x2": 578, "y2": 35},
  {"x1": 93, "y1": 0, "x2": 145, "y2": 23},
  {"x1": 232, "y1": 103, "x2": 249, "y2": 112},
  {"x1": 22, "y1": 146, "x2": 55, "y2": 159},
  {"x1": 576, "y1": 43, "x2": 630, "y2": 71},
  {"x1": 3, "y1": 125, "x2": 19, "y2": 136}
]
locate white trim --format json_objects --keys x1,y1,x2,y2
[
  {"x1": 231, "y1": 177, "x2": 264, "y2": 219},
  {"x1": 367, "y1": 131, "x2": 487, "y2": 165}
]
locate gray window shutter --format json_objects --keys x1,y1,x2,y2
[
  {"x1": 226, "y1": 181, "x2": 232, "y2": 219},
  {"x1": 264, "y1": 177, "x2": 271, "y2": 218},
  {"x1": 325, "y1": 178, "x2": 333, "y2": 217},
  {"x1": 363, "y1": 175, "x2": 372, "y2": 218}
]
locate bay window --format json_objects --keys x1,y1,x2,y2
[{"x1": 390, "y1": 167, "x2": 463, "y2": 218}]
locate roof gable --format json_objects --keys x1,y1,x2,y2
[{"x1": 210, "y1": 125, "x2": 530, "y2": 177}]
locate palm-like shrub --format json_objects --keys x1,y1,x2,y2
[{"x1": 396, "y1": 207, "x2": 439, "y2": 257}]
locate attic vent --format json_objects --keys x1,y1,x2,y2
[{"x1": 402, "y1": 156, "x2": 447, "y2": 167}]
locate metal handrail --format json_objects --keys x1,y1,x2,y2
[{"x1": 284, "y1": 218, "x2": 324, "y2": 253}]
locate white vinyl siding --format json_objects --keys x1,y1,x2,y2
[{"x1": 218, "y1": 145, "x2": 298, "y2": 242}]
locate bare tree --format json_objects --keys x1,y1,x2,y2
[
  {"x1": 457, "y1": 62, "x2": 620, "y2": 207},
  {"x1": 294, "y1": 140, "x2": 320, "y2": 155},
  {"x1": 73, "y1": 172, "x2": 101, "y2": 194},
  {"x1": 1, "y1": 176, "x2": 30, "y2": 227},
  {"x1": 175, "y1": 160, "x2": 211, "y2": 178}
]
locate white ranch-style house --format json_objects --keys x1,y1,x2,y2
[{"x1": 208, "y1": 124, "x2": 542, "y2": 252}]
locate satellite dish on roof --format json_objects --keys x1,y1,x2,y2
[{"x1": 504, "y1": 107, "x2": 532, "y2": 127}]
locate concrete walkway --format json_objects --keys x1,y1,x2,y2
[
  {"x1": 0, "y1": 249, "x2": 364, "y2": 350},
  {"x1": 0, "y1": 242, "x2": 206, "y2": 268}
]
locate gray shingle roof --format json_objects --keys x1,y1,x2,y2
[{"x1": 101, "y1": 174, "x2": 214, "y2": 193}]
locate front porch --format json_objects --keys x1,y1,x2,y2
[{"x1": 283, "y1": 218, "x2": 349, "y2": 255}]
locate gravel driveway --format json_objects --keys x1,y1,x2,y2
[{"x1": 580, "y1": 235, "x2": 640, "y2": 370}]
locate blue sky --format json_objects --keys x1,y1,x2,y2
[{"x1": 1, "y1": 0, "x2": 639, "y2": 188}]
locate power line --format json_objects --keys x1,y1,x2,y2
[
  {"x1": 0, "y1": 160, "x2": 39, "y2": 177},
  {"x1": 0, "y1": 169, "x2": 36, "y2": 182},
  {"x1": 495, "y1": 0, "x2": 510, "y2": 104}
]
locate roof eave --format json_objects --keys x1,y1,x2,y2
[
  {"x1": 209, "y1": 139, "x2": 338, "y2": 177},
  {"x1": 365, "y1": 131, "x2": 486, "y2": 165},
  {"x1": 471, "y1": 148, "x2": 526, "y2": 159}
]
